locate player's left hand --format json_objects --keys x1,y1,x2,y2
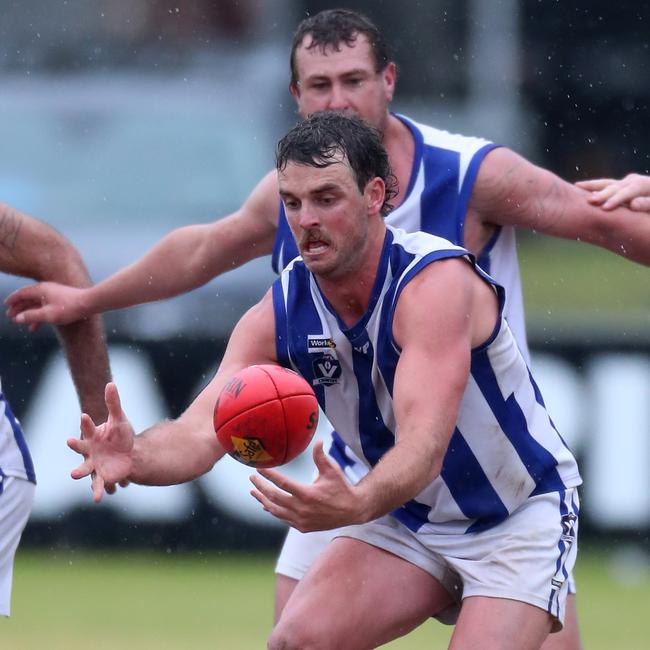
[
  {"x1": 249, "y1": 441, "x2": 364, "y2": 532},
  {"x1": 576, "y1": 173, "x2": 650, "y2": 212}
]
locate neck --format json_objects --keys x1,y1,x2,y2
[
  {"x1": 316, "y1": 223, "x2": 386, "y2": 328},
  {"x1": 381, "y1": 114, "x2": 415, "y2": 209}
]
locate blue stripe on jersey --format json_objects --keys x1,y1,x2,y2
[
  {"x1": 456, "y1": 142, "x2": 500, "y2": 236},
  {"x1": 396, "y1": 114, "x2": 423, "y2": 202},
  {"x1": 272, "y1": 281, "x2": 290, "y2": 366},
  {"x1": 391, "y1": 500, "x2": 432, "y2": 533},
  {"x1": 420, "y1": 146, "x2": 463, "y2": 243},
  {"x1": 1, "y1": 394, "x2": 36, "y2": 484},
  {"x1": 471, "y1": 349, "x2": 565, "y2": 495},
  {"x1": 527, "y1": 368, "x2": 570, "y2": 451},
  {"x1": 348, "y1": 330, "x2": 394, "y2": 467},
  {"x1": 273, "y1": 267, "x2": 327, "y2": 406},
  {"x1": 271, "y1": 203, "x2": 299, "y2": 274},
  {"x1": 329, "y1": 431, "x2": 357, "y2": 469},
  {"x1": 441, "y1": 428, "x2": 509, "y2": 534}
]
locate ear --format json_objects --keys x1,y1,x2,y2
[
  {"x1": 289, "y1": 82, "x2": 300, "y2": 102},
  {"x1": 365, "y1": 177, "x2": 386, "y2": 217},
  {"x1": 383, "y1": 62, "x2": 397, "y2": 103}
]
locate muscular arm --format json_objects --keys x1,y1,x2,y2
[
  {"x1": 6, "y1": 171, "x2": 280, "y2": 324},
  {"x1": 0, "y1": 203, "x2": 111, "y2": 422},
  {"x1": 469, "y1": 148, "x2": 650, "y2": 265},
  {"x1": 353, "y1": 258, "x2": 497, "y2": 520},
  {"x1": 105, "y1": 290, "x2": 279, "y2": 487}
]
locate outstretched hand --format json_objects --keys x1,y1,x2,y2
[
  {"x1": 249, "y1": 441, "x2": 365, "y2": 532},
  {"x1": 68, "y1": 382, "x2": 135, "y2": 503},
  {"x1": 5, "y1": 281, "x2": 89, "y2": 329},
  {"x1": 577, "y1": 173, "x2": 650, "y2": 212}
]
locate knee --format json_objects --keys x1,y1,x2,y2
[{"x1": 268, "y1": 618, "x2": 322, "y2": 650}]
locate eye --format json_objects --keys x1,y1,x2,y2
[
  {"x1": 283, "y1": 198, "x2": 299, "y2": 211},
  {"x1": 309, "y1": 81, "x2": 329, "y2": 92}
]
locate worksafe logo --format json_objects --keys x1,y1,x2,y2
[
  {"x1": 307, "y1": 336, "x2": 336, "y2": 353},
  {"x1": 312, "y1": 354, "x2": 341, "y2": 386}
]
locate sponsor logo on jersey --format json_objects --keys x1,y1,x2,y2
[
  {"x1": 312, "y1": 354, "x2": 342, "y2": 386},
  {"x1": 307, "y1": 336, "x2": 336, "y2": 353}
]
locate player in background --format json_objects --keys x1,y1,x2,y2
[
  {"x1": 66, "y1": 112, "x2": 582, "y2": 650},
  {"x1": 0, "y1": 202, "x2": 111, "y2": 617},
  {"x1": 6, "y1": 9, "x2": 650, "y2": 647},
  {"x1": 577, "y1": 173, "x2": 650, "y2": 212}
]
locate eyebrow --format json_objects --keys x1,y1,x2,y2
[
  {"x1": 304, "y1": 68, "x2": 370, "y2": 82},
  {"x1": 279, "y1": 182, "x2": 341, "y2": 200}
]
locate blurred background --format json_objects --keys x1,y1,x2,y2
[{"x1": 0, "y1": 0, "x2": 649, "y2": 646}]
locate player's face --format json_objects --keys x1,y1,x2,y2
[
  {"x1": 278, "y1": 158, "x2": 375, "y2": 280},
  {"x1": 291, "y1": 34, "x2": 396, "y2": 133}
]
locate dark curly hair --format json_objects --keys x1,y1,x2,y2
[
  {"x1": 276, "y1": 112, "x2": 398, "y2": 217},
  {"x1": 290, "y1": 9, "x2": 393, "y2": 87}
]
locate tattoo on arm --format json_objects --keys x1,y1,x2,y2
[{"x1": 0, "y1": 205, "x2": 22, "y2": 254}]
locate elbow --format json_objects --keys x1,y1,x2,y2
[{"x1": 40, "y1": 242, "x2": 92, "y2": 287}]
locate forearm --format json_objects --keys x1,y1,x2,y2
[
  {"x1": 20, "y1": 225, "x2": 112, "y2": 422},
  {"x1": 353, "y1": 437, "x2": 445, "y2": 523},
  {"x1": 129, "y1": 418, "x2": 223, "y2": 486},
  {"x1": 584, "y1": 200, "x2": 650, "y2": 265},
  {"x1": 88, "y1": 220, "x2": 272, "y2": 313}
]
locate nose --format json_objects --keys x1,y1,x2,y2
[
  {"x1": 298, "y1": 205, "x2": 320, "y2": 231},
  {"x1": 326, "y1": 82, "x2": 350, "y2": 112}
]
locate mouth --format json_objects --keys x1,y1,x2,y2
[{"x1": 300, "y1": 234, "x2": 330, "y2": 257}]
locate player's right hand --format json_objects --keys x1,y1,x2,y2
[{"x1": 5, "y1": 281, "x2": 90, "y2": 328}]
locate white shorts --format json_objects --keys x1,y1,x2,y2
[
  {"x1": 0, "y1": 475, "x2": 35, "y2": 617},
  {"x1": 277, "y1": 488, "x2": 579, "y2": 631}
]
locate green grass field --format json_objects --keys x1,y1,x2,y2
[{"x1": 4, "y1": 546, "x2": 649, "y2": 649}]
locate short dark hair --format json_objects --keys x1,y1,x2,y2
[
  {"x1": 290, "y1": 9, "x2": 393, "y2": 87},
  {"x1": 276, "y1": 112, "x2": 397, "y2": 216}
]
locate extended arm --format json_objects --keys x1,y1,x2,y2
[
  {"x1": 470, "y1": 148, "x2": 650, "y2": 265},
  {"x1": 0, "y1": 203, "x2": 110, "y2": 422},
  {"x1": 69, "y1": 289, "x2": 278, "y2": 500},
  {"x1": 6, "y1": 171, "x2": 280, "y2": 325}
]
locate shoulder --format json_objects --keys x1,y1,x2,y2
[
  {"x1": 239, "y1": 169, "x2": 281, "y2": 226},
  {"x1": 396, "y1": 114, "x2": 495, "y2": 155},
  {"x1": 389, "y1": 226, "x2": 468, "y2": 260}
]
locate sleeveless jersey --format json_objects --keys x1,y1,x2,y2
[
  {"x1": 271, "y1": 113, "x2": 528, "y2": 361},
  {"x1": 272, "y1": 226, "x2": 581, "y2": 535},
  {"x1": 0, "y1": 378, "x2": 36, "y2": 486}
]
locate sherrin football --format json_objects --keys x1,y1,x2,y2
[{"x1": 214, "y1": 364, "x2": 319, "y2": 468}]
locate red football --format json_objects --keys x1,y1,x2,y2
[{"x1": 214, "y1": 364, "x2": 319, "y2": 468}]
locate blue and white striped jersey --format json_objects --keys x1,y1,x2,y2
[
  {"x1": 0, "y1": 378, "x2": 36, "y2": 486},
  {"x1": 271, "y1": 113, "x2": 528, "y2": 360},
  {"x1": 273, "y1": 226, "x2": 581, "y2": 535}
]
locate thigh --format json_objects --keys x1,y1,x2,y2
[
  {"x1": 272, "y1": 537, "x2": 453, "y2": 650},
  {"x1": 540, "y1": 595, "x2": 583, "y2": 650},
  {"x1": 274, "y1": 526, "x2": 342, "y2": 622},
  {"x1": 450, "y1": 595, "x2": 553, "y2": 650}
]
